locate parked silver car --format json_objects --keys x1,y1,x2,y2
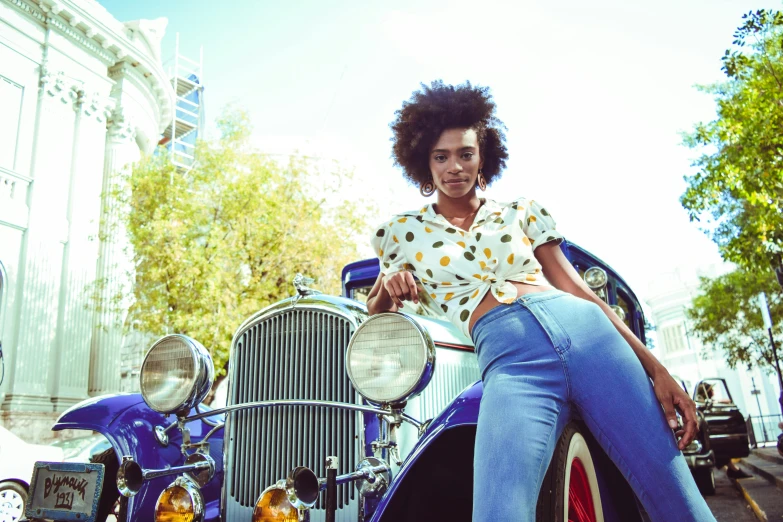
[{"x1": 0, "y1": 427, "x2": 63, "y2": 522}]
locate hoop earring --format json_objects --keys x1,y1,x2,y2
[
  {"x1": 477, "y1": 171, "x2": 487, "y2": 192},
  {"x1": 420, "y1": 180, "x2": 435, "y2": 197}
]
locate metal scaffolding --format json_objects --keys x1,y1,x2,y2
[{"x1": 159, "y1": 33, "x2": 204, "y2": 170}]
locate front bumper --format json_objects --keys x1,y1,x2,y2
[{"x1": 683, "y1": 449, "x2": 715, "y2": 469}]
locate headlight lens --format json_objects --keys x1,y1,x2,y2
[
  {"x1": 610, "y1": 305, "x2": 626, "y2": 321},
  {"x1": 154, "y1": 478, "x2": 203, "y2": 522},
  {"x1": 140, "y1": 334, "x2": 214, "y2": 414},
  {"x1": 253, "y1": 484, "x2": 300, "y2": 522},
  {"x1": 684, "y1": 440, "x2": 703, "y2": 453},
  {"x1": 346, "y1": 313, "x2": 435, "y2": 404},
  {"x1": 583, "y1": 267, "x2": 608, "y2": 290}
]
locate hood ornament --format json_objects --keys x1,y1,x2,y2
[{"x1": 293, "y1": 273, "x2": 321, "y2": 298}]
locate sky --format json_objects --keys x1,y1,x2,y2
[{"x1": 99, "y1": 0, "x2": 780, "y2": 301}]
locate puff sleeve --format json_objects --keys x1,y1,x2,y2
[
  {"x1": 370, "y1": 221, "x2": 408, "y2": 276},
  {"x1": 522, "y1": 199, "x2": 564, "y2": 250}
]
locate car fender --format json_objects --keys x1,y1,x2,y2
[
  {"x1": 368, "y1": 381, "x2": 643, "y2": 522},
  {"x1": 368, "y1": 381, "x2": 482, "y2": 521},
  {"x1": 53, "y1": 393, "x2": 225, "y2": 521}
]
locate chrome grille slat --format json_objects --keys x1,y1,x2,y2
[
  {"x1": 225, "y1": 308, "x2": 358, "y2": 516},
  {"x1": 252, "y1": 324, "x2": 262, "y2": 500},
  {"x1": 246, "y1": 328, "x2": 254, "y2": 503}
]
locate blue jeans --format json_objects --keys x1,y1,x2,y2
[{"x1": 471, "y1": 290, "x2": 715, "y2": 522}]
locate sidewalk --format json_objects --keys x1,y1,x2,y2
[
  {"x1": 734, "y1": 448, "x2": 783, "y2": 521},
  {"x1": 741, "y1": 448, "x2": 783, "y2": 488},
  {"x1": 750, "y1": 447, "x2": 782, "y2": 465}
]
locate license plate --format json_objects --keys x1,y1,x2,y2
[{"x1": 26, "y1": 461, "x2": 105, "y2": 522}]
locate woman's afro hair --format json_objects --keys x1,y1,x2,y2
[{"x1": 390, "y1": 80, "x2": 508, "y2": 187}]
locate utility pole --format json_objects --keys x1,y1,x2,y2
[
  {"x1": 757, "y1": 292, "x2": 783, "y2": 417},
  {"x1": 750, "y1": 377, "x2": 768, "y2": 441}
]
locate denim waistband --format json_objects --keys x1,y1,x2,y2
[
  {"x1": 515, "y1": 288, "x2": 567, "y2": 305},
  {"x1": 471, "y1": 289, "x2": 567, "y2": 336}
]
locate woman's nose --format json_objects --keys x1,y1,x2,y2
[{"x1": 447, "y1": 158, "x2": 463, "y2": 172}]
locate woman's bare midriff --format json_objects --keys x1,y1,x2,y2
[{"x1": 468, "y1": 282, "x2": 555, "y2": 336}]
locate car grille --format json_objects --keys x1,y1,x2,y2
[{"x1": 224, "y1": 308, "x2": 359, "y2": 520}]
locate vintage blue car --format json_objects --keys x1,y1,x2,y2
[{"x1": 28, "y1": 240, "x2": 652, "y2": 522}]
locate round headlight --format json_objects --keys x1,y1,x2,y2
[
  {"x1": 253, "y1": 484, "x2": 300, "y2": 522},
  {"x1": 140, "y1": 334, "x2": 214, "y2": 414},
  {"x1": 610, "y1": 304, "x2": 626, "y2": 321},
  {"x1": 583, "y1": 267, "x2": 608, "y2": 290},
  {"x1": 154, "y1": 477, "x2": 204, "y2": 522},
  {"x1": 346, "y1": 313, "x2": 435, "y2": 405}
]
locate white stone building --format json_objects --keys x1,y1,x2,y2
[
  {"x1": 0, "y1": 0, "x2": 176, "y2": 441},
  {"x1": 647, "y1": 266, "x2": 782, "y2": 430}
]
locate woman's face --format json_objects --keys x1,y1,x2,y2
[{"x1": 428, "y1": 127, "x2": 483, "y2": 199}]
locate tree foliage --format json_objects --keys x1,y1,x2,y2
[
  {"x1": 681, "y1": 10, "x2": 783, "y2": 270},
  {"x1": 116, "y1": 109, "x2": 369, "y2": 373},
  {"x1": 687, "y1": 268, "x2": 782, "y2": 372}
]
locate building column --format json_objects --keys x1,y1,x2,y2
[
  {"x1": 88, "y1": 108, "x2": 139, "y2": 396},
  {"x1": 49, "y1": 91, "x2": 113, "y2": 409},
  {"x1": 1, "y1": 71, "x2": 78, "y2": 411}
]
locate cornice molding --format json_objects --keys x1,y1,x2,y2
[
  {"x1": 6, "y1": 0, "x2": 46, "y2": 24},
  {"x1": 78, "y1": 89, "x2": 113, "y2": 123},
  {"x1": 4, "y1": 0, "x2": 174, "y2": 126},
  {"x1": 107, "y1": 108, "x2": 135, "y2": 143},
  {"x1": 108, "y1": 61, "x2": 171, "y2": 126},
  {"x1": 107, "y1": 60, "x2": 129, "y2": 80},
  {"x1": 38, "y1": 67, "x2": 112, "y2": 120},
  {"x1": 40, "y1": 69, "x2": 79, "y2": 106},
  {"x1": 46, "y1": 11, "x2": 115, "y2": 63}
]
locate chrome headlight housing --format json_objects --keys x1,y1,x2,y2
[
  {"x1": 583, "y1": 266, "x2": 608, "y2": 290},
  {"x1": 253, "y1": 483, "x2": 299, "y2": 522},
  {"x1": 610, "y1": 304, "x2": 626, "y2": 321},
  {"x1": 346, "y1": 313, "x2": 435, "y2": 405},
  {"x1": 140, "y1": 334, "x2": 214, "y2": 414},
  {"x1": 154, "y1": 476, "x2": 204, "y2": 522}
]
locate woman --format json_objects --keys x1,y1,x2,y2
[{"x1": 366, "y1": 81, "x2": 716, "y2": 521}]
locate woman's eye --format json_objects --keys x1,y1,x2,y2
[
  {"x1": 462, "y1": 152, "x2": 474, "y2": 160},
  {"x1": 434, "y1": 155, "x2": 446, "y2": 162}
]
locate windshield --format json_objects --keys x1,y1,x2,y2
[{"x1": 694, "y1": 380, "x2": 734, "y2": 405}]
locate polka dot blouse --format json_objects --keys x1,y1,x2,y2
[{"x1": 370, "y1": 197, "x2": 564, "y2": 338}]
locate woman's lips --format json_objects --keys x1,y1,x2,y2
[{"x1": 444, "y1": 179, "x2": 468, "y2": 185}]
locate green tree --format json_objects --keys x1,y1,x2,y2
[
  {"x1": 115, "y1": 109, "x2": 369, "y2": 374},
  {"x1": 681, "y1": 10, "x2": 783, "y2": 271},
  {"x1": 686, "y1": 268, "x2": 782, "y2": 372}
]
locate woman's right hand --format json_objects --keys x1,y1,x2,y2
[
  {"x1": 366, "y1": 271, "x2": 418, "y2": 315},
  {"x1": 382, "y1": 271, "x2": 419, "y2": 308}
]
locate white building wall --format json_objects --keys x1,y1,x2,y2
[
  {"x1": 0, "y1": 0, "x2": 174, "y2": 441},
  {"x1": 647, "y1": 266, "x2": 782, "y2": 423}
]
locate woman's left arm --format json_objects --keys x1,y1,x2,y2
[{"x1": 534, "y1": 243, "x2": 698, "y2": 450}]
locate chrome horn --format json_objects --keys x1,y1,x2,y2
[
  {"x1": 117, "y1": 454, "x2": 215, "y2": 497},
  {"x1": 286, "y1": 466, "x2": 320, "y2": 509}
]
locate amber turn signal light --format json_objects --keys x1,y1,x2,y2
[{"x1": 252, "y1": 485, "x2": 301, "y2": 522}]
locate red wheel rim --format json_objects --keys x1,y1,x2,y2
[{"x1": 568, "y1": 457, "x2": 597, "y2": 522}]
